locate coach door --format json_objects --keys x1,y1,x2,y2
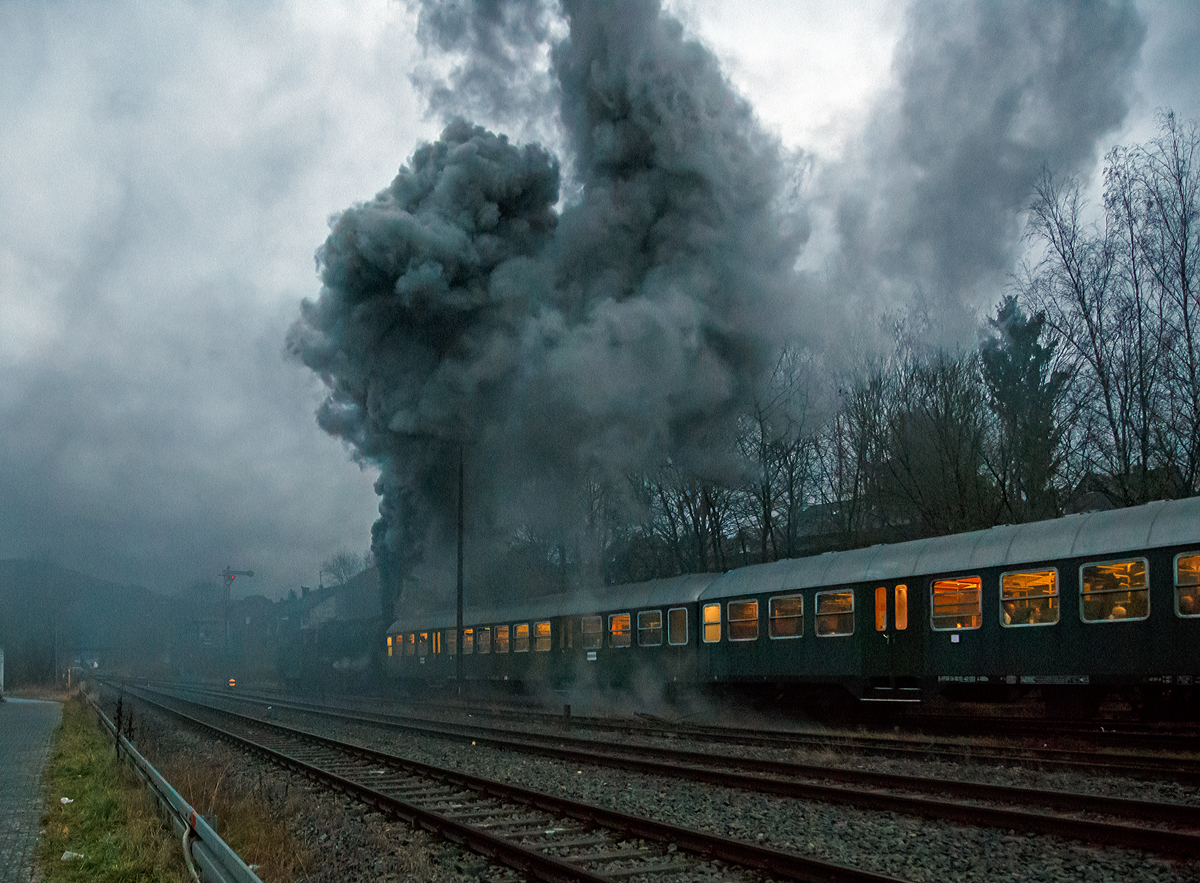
[{"x1": 862, "y1": 583, "x2": 922, "y2": 701}]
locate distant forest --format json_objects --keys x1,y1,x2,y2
[{"x1": 472, "y1": 115, "x2": 1200, "y2": 598}]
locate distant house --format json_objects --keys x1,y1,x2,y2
[{"x1": 290, "y1": 567, "x2": 382, "y2": 681}]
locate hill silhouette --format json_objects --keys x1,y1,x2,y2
[{"x1": 0, "y1": 560, "x2": 173, "y2": 687}]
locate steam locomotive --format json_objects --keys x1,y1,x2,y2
[{"x1": 385, "y1": 497, "x2": 1200, "y2": 711}]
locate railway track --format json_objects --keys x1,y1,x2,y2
[
  {"x1": 132, "y1": 682, "x2": 1200, "y2": 861},
  {"x1": 157, "y1": 680, "x2": 1200, "y2": 785},
  {"x1": 108, "y1": 683, "x2": 907, "y2": 883}
]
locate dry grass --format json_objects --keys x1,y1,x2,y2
[{"x1": 155, "y1": 757, "x2": 315, "y2": 882}]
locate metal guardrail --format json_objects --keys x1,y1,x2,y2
[{"x1": 83, "y1": 690, "x2": 263, "y2": 883}]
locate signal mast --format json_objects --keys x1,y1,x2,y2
[{"x1": 220, "y1": 566, "x2": 254, "y2": 659}]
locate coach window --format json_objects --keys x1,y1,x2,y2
[
  {"x1": 418, "y1": 632, "x2": 429, "y2": 656},
  {"x1": 445, "y1": 629, "x2": 456, "y2": 656},
  {"x1": 1081, "y1": 559, "x2": 1149, "y2": 622},
  {"x1": 535, "y1": 621, "x2": 552, "y2": 651},
  {"x1": 895, "y1": 585, "x2": 908, "y2": 630},
  {"x1": 1001, "y1": 570, "x2": 1059, "y2": 627},
  {"x1": 476, "y1": 626, "x2": 491, "y2": 654},
  {"x1": 386, "y1": 635, "x2": 393, "y2": 657},
  {"x1": 582, "y1": 615, "x2": 603, "y2": 650},
  {"x1": 514, "y1": 623, "x2": 530, "y2": 652},
  {"x1": 769, "y1": 595, "x2": 802, "y2": 638},
  {"x1": 931, "y1": 577, "x2": 982, "y2": 630},
  {"x1": 638, "y1": 610, "x2": 663, "y2": 646},
  {"x1": 875, "y1": 586, "x2": 887, "y2": 631},
  {"x1": 495, "y1": 624, "x2": 510, "y2": 653},
  {"x1": 815, "y1": 590, "x2": 854, "y2": 636},
  {"x1": 462, "y1": 628, "x2": 474, "y2": 654},
  {"x1": 702, "y1": 603, "x2": 721, "y2": 643},
  {"x1": 405, "y1": 633, "x2": 416, "y2": 656},
  {"x1": 433, "y1": 631, "x2": 441, "y2": 655},
  {"x1": 668, "y1": 607, "x2": 689, "y2": 645},
  {"x1": 610, "y1": 613, "x2": 632, "y2": 648},
  {"x1": 728, "y1": 600, "x2": 759, "y2": 641},
  {"x1": 1177, "y1": 553, "x2": 1200, "y2": 617}
]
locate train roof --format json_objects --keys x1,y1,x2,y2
[
  {"x1": 388, "y1": 572, "x2": 720, "y2": 633},
  {"x1": 702, "y1": 496, "x2": 1200, "y2": 600}
]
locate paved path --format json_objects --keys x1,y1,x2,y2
[{"x1": 0, "y1": 699, "x2": 62, "y2": 883}]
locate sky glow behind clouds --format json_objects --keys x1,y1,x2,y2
[{"x1": 1, "y1": 1, "x2": 1196, "y2": 599}]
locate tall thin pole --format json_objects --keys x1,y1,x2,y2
[{"x1": 456, "y1": 444, "x2": 464, "y2": 693}]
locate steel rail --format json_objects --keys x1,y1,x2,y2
[
  {"x1": 117, "y1": 684, "x2": 908, "y2": 883},
  {"x1": 156, "y1": 680, "x2": 1200, "y2": 784},
  {"x1": 144, "y1": 683, "x2": 1200, "y2": 860},
  {"x1": 159, "y1": 683, "x2": 1200, "y2": 829}
]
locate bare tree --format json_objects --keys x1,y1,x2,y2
[
  {"x1": 1139, "y1": 112, "x2": 1200, "y2": 495},
  {"x1": 738, "y1": 347, "x2": 818, "y2": 563},
  {"x1": 320, "y1": 550, "x2": 366, "y2": 587}
]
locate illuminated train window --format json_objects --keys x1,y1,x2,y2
[
  {"x1": 638, "y1": 610, "x2": 663, "y2": 646},
  {"x1": 495, "y1": 625, "x2": 510, "y2": 653},
  {"x1": 1081, "y1": 559, "x2": 1149, "y2": 622},
  {"x1": 476, "y1": 626, "x2": 491, "y2": 654},
  {"x1": 727, "y1": 600, "x2": 759, "y2": 641},
  {"x1": 514, "y1": 623, "x2": 530, "y2": 652},
  {"x1": 815, "y1": 590, "x2": 854, "y2": 636},
  {"x1": 535, "y1": 621, "x2": 552, "y2": 652},
  {"x1": 702, "y1": 604, "x2": 721, "y2": 643},
  {"x1": 417, "y1": 632, "x2": 429, "y2": 656},
  {"x1": 769, "y1": 596, "x2": 802, "y2": 638},
  {"x1": 405, "y1": 633, "x2": 416, "y2": 656},
  {"x1": 462, "y1": 628, "x2": 474, "y2": 655},
  {"x1": 1177, "y1": 553, "x2": 1200, "y2": 617},
  {"x1": 667, "y1": 607, "x2": 689, "y2": 646},
  {"x1": 1001, "y1": 570, "x2": 1059, "y2": 627},
  {"x1": 609, "y1": 613, "x2": 632, "y2": 648},
  {"x1": 386, "y1": 635, "x2": 393, "y2": 657},
  {"x1": 582, "y1": 616, "x2": 602, "y2": 650},
  {"x1": 931, "y1": 577, "x2": 982, "y2": 631}
]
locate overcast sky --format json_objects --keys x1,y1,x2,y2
[{"x1": 2, "y1": 1, "x2": 1197, "y2": 599}]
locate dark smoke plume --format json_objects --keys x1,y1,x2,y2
[
  {"x1": 816, "y1": 0, "x2": 1144, "y2": 350},
  {"x1": 288, "y1": 0, "x2": 804, "y2": 599},
  {"x1": 411, "y1": 0, "x2": 561, "y2": 136}
]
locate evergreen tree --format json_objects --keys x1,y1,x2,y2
[{"x1": 981, "y1": 296, "x2": 1069, "y2": 521}]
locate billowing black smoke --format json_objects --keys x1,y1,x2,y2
[{"x1": 288, "y1": 0, "x2": 804, "y2": 599}]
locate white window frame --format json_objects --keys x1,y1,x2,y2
[
  {"x1": 637, "y1": 609, "x2": 663, "y2": 646},
  {"x1": 768, "y1": 594, "x2": 803, "y2": 639},
  {"x1": 667, "y1": 606, "x2": 689, "y2": 646},
  {"x1": 999, "y1": 568, "x2": 1059, "y2": 628},
  {"x1": 726, "y1": 599, "x2": 759, "y2": 642},
  {"x1": 1175, "y1": 551, "x2": 1200, "y2": 618},
  {"x1": 1079, "y1": 558, "x2": 1150, "y2": 624},
  {"x1": 814, "y1": 589, "x2": 855, "y2": 637}
]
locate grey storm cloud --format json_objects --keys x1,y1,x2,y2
[
  {"x1": 288, "y1": 0, "x2": 805, "y2": 582},
  {"x1": 819, "y1": 0, "x2": 1146, "y2": 348}
]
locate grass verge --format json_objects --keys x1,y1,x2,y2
[
  {"x1": 37, "y1": 693, "x2": 191, "y2": 883},
  {"x1": 154, "y1": 755, "x2": 314, "y2": 881}
]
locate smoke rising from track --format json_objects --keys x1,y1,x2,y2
[{"x1": 288, "y1": 0, "x2": 804, "y2": 592}]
